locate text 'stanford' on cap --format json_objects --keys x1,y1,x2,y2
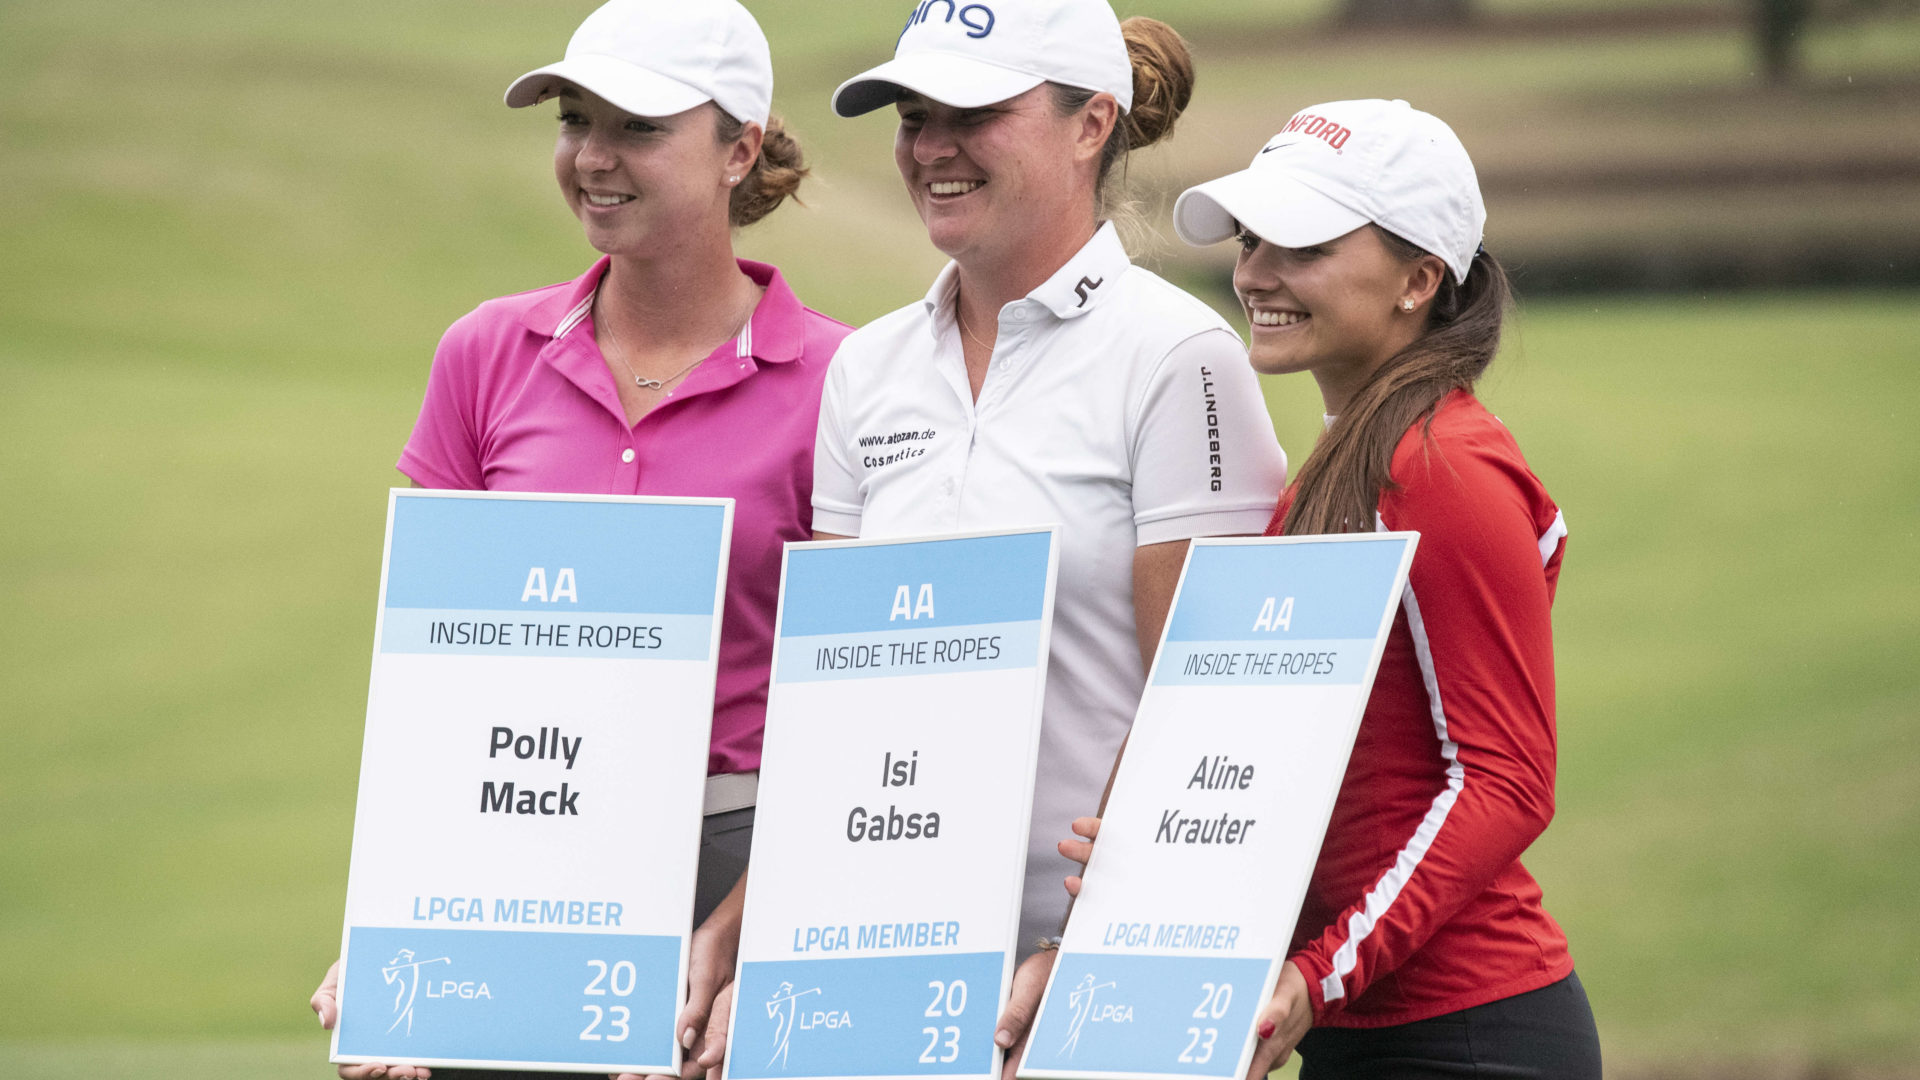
[
  {"x1": 832, "y1": 0, "x2": 1133, "y2": 118},
  {"x1": 505, "y1": 0, "x2": 773, "y2": 129},
  {"x1": 1173, "y1": 98, "x2": 1487, "y2": 283}
]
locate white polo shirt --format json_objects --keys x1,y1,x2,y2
[{"x1": 814, "y1": 223, "x2": 1288, "y2": 950}]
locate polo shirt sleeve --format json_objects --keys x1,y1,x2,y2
[
  {"x1": 810, "y1": 354, "x2": 864, "y2": 537},
  {"x1": 1129, "y1": 329, "x2": 1288, "y2": 546},
  {"x1": 397, "y1": 314, "x2": 488, "y2": 491}
]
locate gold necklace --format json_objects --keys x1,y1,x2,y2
[{"x1": 956, "y1": 304, "x2": 995, "y2": 353}]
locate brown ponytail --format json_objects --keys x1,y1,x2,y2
[
  {"x1": 714, "y1": 110, "x2": 809, "y2": 227},
  {"x1": 1281, "y1": 229, "x2": 1513, "y2": 536},
  {"x1": 1049, "y1": 16, "x2": 1196, "y2": 217}
]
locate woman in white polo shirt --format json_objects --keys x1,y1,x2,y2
[{"x1": 813, "y1": 0, "x2": 1288, "y2": 1066}]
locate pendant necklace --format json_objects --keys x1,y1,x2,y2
[{"x1": 597, "y1": 286, "x2": 755, "y2": 391}]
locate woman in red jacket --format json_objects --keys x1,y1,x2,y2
[{"x1": 1065, "y1": 98, "x2": 1602, "y2": 1078}]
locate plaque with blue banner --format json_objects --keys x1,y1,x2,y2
[
  {"x1": 723, "y1": 528, "x2": 1061, "y2": 1080},
  {"x1": 1018, "y1": 534, "x2": 1417, "y2": 1080},
  {"x1": 330, "y1": 490, "x2": 733, "y2": 1075}
]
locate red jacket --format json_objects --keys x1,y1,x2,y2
[{"x1": 1272, "y1": 391, "x2": 1574, "y2": 1027}]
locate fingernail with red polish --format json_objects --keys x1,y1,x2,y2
[{"x1": 1258, "y1": 1021, "x2": 1276, "y2": 1040}]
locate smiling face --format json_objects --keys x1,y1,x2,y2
[
  {"x1": 1232, "y1": 225, "x2": 1445, "y2": 405},
  {"x1": 552, "y1": 87, "x2": 751, "y2": 258},
  {"x1": 892, "y1": 86, "x2": 1105, "y2": 268}
]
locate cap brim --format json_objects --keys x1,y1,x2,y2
[
  {"x1": 831, "y1": 51, "x2": 1046, "y2": 117},
  {"x1": 1174, "y1": 169, "x2": 1372, "y2": 249},
  {"x1": 505, "y1": 54, "x2": 712, "y2": 119}
]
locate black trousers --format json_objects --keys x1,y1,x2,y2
[
  {"x1": 1298, "y1": 972, "x2": 1602, "y2": 1080},
  {"x1": 432, "y1": 806, "x2": 756, "y2": 1080}
]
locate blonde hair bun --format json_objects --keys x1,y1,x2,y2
[{"x1": 1120, "y1": 17, "x2": 1194, "y2": 149}]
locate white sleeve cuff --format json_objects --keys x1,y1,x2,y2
[
  {"x1": 809, "y1": 504, "x2": 863, "y2": 538},
  {"x1": 1136, "y1": 505, "x2": 1278, "y2": 547}
]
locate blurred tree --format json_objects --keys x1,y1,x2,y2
[
  {"x1": 1341, "y1": 0, "x2": 1471, "y2": 26},
  {"x1": 1756, "y1": 0, "x2": 1812, "y2": 82}
]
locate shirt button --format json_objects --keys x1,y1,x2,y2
[
  {"x1": 1011, "y1": 309, "x2": 1030, "y2": 323},
  {"x1": 621, "y1": 449, "x2": 635, "y2": 464}
]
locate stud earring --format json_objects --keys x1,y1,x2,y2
[
  {"x1": 1401, "y1": 299, "x2": 1415, "y2": 312},
  {"x1": 727, "y1": 175, "x2": 740, "y2": 184}
]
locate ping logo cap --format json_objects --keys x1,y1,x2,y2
[
  {"x1": 832, "y1": 0, "x2": 1134, "y2": 118},
  {"x1": 1173, "y1": 99, "x2": 1487, "y2": 283},
  {"x1": 504, "y1": 0, "x2": 773, "y2": 129}
]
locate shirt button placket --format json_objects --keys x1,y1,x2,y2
[{"x1": 620, "y1": 445, "x2": 639, "y2": 494}]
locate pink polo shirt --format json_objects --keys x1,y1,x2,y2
[{"x1": 399, "y1": 258, "x2": 852, "y2": 776}]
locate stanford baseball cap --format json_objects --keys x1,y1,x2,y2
[
  {"x1": 1173, "y1": 99, "x2": 1486, "y2": 282},
  {"x1": 832, "y1": 0, "x2": 1134, "y2": 117},
  {"x1": 504, "y1": 0, "x2": 773, "y2": 128}
]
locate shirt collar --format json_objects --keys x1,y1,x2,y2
[
  {"x1": 917, "y1": 222, "x2": 1132, "y2": 342},
  {"x1": 1027, "y1": 222, "x2": 1130, "y2": 319},
  {"x1": 519, "y1": 256, "x2": 807, "y2": 365},
  {"x1": 736, "y1": 259, "x2": 807, "y2": 364},
  {"x1": 920, "y1": 262, "x2": 964, "y2": 344},
  {"x1": 520, "y1": 258, "x2": 607, "y2": 341}
]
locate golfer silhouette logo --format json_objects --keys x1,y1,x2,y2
[
  {"x1": 765, "y1": 980, "x2": 823, "y2": 1068},
  {"x1": 1061, "y1": 973, "x2": 1116, "y2": 1058},
  {"x1": 382, "y1": 948, "x2": 452, "y2": 1035}
]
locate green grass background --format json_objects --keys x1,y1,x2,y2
[{"x1": 2, "y1": 0, "x2": 1916, "y2": 1076}]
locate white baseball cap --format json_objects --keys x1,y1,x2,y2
[
  {"x1": 504, "y1": 0, "x2": 772, "y2": 129},
  {"x1": 1173, "y1": 99, "x2": 1486, "y2": 282},
  {"x1": 832, "y1": 0, "x2": 1133, "y2": 117}
]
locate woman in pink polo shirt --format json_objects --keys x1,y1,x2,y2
[{"x1": 307, "y1": 1, "x2": 852, "y2": 1077}]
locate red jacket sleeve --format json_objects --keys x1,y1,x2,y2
[{"x1": 1288, "y1": 417, "x2": 1563, "y2": 1020}]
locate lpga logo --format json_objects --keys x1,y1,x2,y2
[
  {"x1": 764, "y1": 981, "x2": 823, "y2": 1068},
  {"x1": 1060, "y1": 972, "x2": 1133, "y2": 1058},
  {"x1": 382, "y1": 948, "x2": 452, "y2": 1035}
]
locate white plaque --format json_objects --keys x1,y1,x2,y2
[
  {"x1": 332, "y1": 490, "x2": 733, "y2": 1074},
  {"x1": 726, "y1": 528, "x2": 1061, "y2": 1080},
  {"x1": 1020, "y1": 534, "x2": 1416, "y2": 1080}
]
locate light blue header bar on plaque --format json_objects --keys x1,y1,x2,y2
[
  {"x1": 1164, "y1": 539, "x2": 1409, "y2": 645},
  {"x1": 384, "y1": 495, "x2": 726, "y2": 616},
  {"x1": 381, "y1": 610, "x2": 714, "y2": 659},
  {"x1": 778, "y1": 621, "x2": 1041, "y2": 683},
  {"x1": 780, "y1": 532, "x2": 1051, "y2": 638},
  {"x1": 1155, "y1": 638, "x2": 1377, "y2": 686}
]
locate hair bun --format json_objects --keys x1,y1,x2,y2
[
  {"x1": 1120, "y1": 17, "x2": 1194, "y2": 149},
  {"x1": 730, "y1": 112, "x2": 808, "y2": 227}
]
